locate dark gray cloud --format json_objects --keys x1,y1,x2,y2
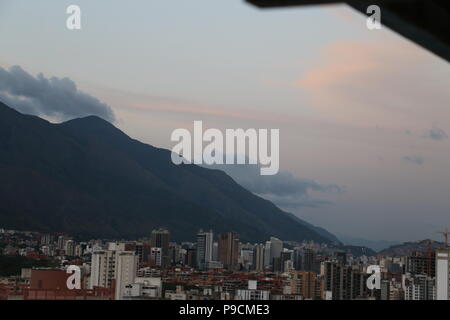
[
  {"x1": 0, "y1": 65, "x2": 115, "y2": 122},
  {"x1": 423, "y1": 127, "x2": 448, "y2": 141},
  {"x1": 227, "y1": 166, "x2": 342, "y2": 196},
  {"x1": 203, "y1": 162, "x2": 343, "y2": 208},
  {"x1": 402, "y1": 155, "x2": 424, "y2": 166}
]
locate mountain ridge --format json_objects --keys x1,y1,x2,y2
[
  {"x1": 0, "y1": 101, "x2": 333, "y2": 243},
  {"x1": 378, "y1": 239, "x2": 446, "y2": 256}
]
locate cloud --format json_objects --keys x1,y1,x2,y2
[
  {"x1": 203, "y1": 162, "x2": 343, "y2": 208},
  {"x1": 423, "y1": 127, "x2": 448, "y2": 141},
  {"x1": 402, "y1": 155, "x2": 424, "y2": 166},
  {"x1": 296, "y1": 39, "x2": 450, "y2": 129},
  {"x1": 233, "y1": 168, "x2": 342, "y2": 197},
  {"x1": 0, "y1": 65, "x2": 115, "y2": 122}
]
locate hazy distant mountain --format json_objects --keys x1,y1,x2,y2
[
  {"x1": 336, "y1": 234, "x2": 401, "y2": 252},
  {"x1": 285, "y1": 212, "x2": 341, "y2": 243},
  {"x1": 0, "y1": 101, "x2": 333, "y2": 243},
  {"x1": 378, "y1": 239, "x2": 446, "y2": 256},
  {"x1": 336, "y1": 244, "x2": 376, "y2": 257}
]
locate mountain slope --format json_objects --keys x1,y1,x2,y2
[
  {"x1": 378, "y1": 240, "x2": 446, "y2": 256},
  {"x1": 0, "y1": 101, "x2": 332, "y2": 243}
]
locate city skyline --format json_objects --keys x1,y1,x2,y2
[
  {"x1": 1, "y1": 226, "x2": 450, "y2": 300},
  {"x1": 0, "y1": 0, "x2": 449, "y2": 243}
]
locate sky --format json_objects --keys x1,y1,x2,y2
[{"x1": 0, "y1": 0, "x2": 449, "y2": 244}]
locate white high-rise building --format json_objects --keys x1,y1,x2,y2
[
  {"x1": 115, "y1": 251, "x2": 138, "y2": 300},
  {"x1": 270, "y1": 237, "x2": 283, "y2": 262},
  {"x1": 436, "y1": 249, "x2": 450, "y2": 300},
  {"x1": 89, "y1": 248, "x2": 138, "y2": 300},
  {"x1": 90, "y1": 250, "x2": 118, "y2": 289}
]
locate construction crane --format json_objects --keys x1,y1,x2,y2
[
  {"x1": 437, "y1": 228, "x2": 450, "y2": 247},
  {"x1": 423, "y1": 239, "x2": 433, "y2": 277}
]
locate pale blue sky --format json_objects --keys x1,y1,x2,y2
[{"x1": 1, "y1": 0, "x2": 449, "y2": 243}]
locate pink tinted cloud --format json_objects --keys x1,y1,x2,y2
[
  {"x1": 296, "y1": 39, "x2": 450, "y2": 128},
  {"x1": 128, "y1": 100, "x2": 301, "y2": 127}
]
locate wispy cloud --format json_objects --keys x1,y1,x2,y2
[
  {"x1": 423, "y1": 126, "x2": 448, "y2": 141},
  {"x1": 295, "y1": 39, "x2": 450, "y2": 129},
  {"x1": 204, "y1": 162, "x2": 344, "y2": 209},
  {"x1": 402, "y1": 155, "x2": 424, "y2": 166}
]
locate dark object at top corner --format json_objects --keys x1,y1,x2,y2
[{"x1": 245, "y1": 0, "x2": 450, "y2": 63}]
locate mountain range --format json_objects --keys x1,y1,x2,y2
[
  {"x1": 378, "y1": 239, "x2": 446, "y2": 257},
  {"x1": 0, "y1": 101, "x2": 336, "y2": 243}
]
